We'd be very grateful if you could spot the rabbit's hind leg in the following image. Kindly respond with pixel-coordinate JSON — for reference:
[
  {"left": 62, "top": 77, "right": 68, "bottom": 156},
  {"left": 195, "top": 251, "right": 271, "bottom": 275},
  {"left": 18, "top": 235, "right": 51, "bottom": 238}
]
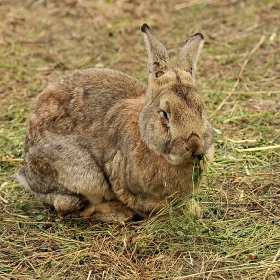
[
  {"left": 21, "top": 135, "right": 139, "bottom": 222},
  {"left": 17, "top": 166, "right": 91, "bottom": 217},
  {"left": 35, "top": 191, "right": 90, "bottom": 217}
]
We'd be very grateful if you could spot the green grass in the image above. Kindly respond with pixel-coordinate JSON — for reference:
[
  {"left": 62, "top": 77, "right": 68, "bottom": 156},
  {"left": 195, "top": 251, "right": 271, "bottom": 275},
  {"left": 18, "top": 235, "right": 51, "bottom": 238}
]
[{"left": 1, "top": 0, "right": 279, "bottom": 279}]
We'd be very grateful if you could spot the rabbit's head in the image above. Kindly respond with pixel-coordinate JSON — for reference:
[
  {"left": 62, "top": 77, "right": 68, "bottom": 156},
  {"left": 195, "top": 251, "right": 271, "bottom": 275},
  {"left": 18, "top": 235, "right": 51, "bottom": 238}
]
[{"left": 139, "top": 24, "right": 213, "bottom": 165}]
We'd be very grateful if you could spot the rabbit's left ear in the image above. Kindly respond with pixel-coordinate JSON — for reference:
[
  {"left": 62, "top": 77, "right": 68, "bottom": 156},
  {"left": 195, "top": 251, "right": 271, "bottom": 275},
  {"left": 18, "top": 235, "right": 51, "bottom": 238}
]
[
  {"left": 175, "top": 33, "right": 204, "bottom": 83},
  {"left": 141, "top": 23, "right": 171, "bottom": 80}
]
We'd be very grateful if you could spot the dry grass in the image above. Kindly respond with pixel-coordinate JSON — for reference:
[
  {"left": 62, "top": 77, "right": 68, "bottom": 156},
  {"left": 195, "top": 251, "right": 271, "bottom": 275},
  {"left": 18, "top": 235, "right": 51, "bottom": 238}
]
[{"left": 1, "top": 0, "right": 279, "bottom": 279}]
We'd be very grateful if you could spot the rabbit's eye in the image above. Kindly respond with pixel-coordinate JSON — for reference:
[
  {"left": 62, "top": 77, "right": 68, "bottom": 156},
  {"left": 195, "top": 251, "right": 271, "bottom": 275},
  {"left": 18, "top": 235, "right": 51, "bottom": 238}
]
[{"left": 159, "top": 110, "right": 169, "bottom": 121}]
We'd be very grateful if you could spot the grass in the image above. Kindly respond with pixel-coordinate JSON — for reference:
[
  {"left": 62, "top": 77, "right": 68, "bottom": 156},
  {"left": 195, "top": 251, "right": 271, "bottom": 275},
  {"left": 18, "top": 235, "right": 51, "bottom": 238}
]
[{"left": 1, "top": 0, "right": 280, "bottom": 279}]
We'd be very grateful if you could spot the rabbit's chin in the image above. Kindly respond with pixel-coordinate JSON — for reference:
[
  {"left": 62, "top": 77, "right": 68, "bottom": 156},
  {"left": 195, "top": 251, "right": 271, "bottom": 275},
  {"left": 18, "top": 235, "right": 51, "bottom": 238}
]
[{"left": 163, "top": 153, "right": 195, "bottom": 166}]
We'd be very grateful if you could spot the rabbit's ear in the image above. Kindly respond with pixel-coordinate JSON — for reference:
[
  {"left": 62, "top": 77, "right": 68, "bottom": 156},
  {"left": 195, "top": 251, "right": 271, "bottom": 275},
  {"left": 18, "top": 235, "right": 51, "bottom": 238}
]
[
  {"left": 141, "top": 23, "right": 171, "bottom": 79},
  {"left": 175, "top": 33, "right": 204, "bottom": 83}
]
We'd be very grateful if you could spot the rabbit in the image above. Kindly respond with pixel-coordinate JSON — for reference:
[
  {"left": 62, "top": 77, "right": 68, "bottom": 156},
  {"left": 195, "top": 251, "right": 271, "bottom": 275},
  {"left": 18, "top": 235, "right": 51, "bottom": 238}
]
[{"left": 16, "top": 23, "right": 214, "bottom": 222}]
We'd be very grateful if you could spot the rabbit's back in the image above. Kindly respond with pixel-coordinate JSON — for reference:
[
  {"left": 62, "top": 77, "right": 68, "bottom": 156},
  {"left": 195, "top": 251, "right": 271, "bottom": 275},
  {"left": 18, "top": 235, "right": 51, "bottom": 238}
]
[{"left": 25, "top": 68, "right": 147, "bottom": 153}]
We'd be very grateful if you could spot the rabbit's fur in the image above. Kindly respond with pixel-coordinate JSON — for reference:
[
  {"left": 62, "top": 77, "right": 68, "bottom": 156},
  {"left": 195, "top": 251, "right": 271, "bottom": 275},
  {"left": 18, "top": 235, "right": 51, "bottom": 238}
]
[{"left": 17, "top": 24, "right": 214, "bottom": 222}]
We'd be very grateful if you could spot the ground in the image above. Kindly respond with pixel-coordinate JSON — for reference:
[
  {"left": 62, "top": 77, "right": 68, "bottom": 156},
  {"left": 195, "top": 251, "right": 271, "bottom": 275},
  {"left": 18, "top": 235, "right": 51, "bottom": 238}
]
[{"left": 0, "top": 0, "right": 279, "bottom": 279}]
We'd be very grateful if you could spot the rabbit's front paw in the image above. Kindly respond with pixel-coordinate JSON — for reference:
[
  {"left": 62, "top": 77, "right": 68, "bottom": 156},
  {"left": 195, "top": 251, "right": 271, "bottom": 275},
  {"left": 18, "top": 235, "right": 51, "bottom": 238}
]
[{"left": 65, "top": 201, "right": 135, "bottom": 222}]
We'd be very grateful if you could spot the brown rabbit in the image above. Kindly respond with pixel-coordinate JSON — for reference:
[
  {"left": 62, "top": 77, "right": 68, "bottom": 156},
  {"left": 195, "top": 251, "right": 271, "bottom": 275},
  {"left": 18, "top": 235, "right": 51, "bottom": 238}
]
[{"left": 17, "top": 23, "right": 214, "bottom": 222}]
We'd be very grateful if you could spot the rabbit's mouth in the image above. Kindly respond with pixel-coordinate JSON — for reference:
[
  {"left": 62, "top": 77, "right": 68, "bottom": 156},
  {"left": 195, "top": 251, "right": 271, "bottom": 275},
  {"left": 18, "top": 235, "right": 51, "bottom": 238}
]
[{"left": 165, "top": 137, "right": 205, "bottom": 165}]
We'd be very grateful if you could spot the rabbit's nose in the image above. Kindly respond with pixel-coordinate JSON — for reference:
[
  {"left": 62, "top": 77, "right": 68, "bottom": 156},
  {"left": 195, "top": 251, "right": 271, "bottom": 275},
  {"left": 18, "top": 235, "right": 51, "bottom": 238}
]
[{"left": 186, "top": 133, "right": 203, "bottom": 154}]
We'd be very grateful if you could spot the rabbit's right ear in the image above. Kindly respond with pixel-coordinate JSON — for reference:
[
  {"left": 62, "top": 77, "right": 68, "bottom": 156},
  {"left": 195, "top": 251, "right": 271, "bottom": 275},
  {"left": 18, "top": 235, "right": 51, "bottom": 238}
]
[
  {"left": 141, "top": 23, "right": 171, "bottom": 81},
  {"left": 175, "top": 33, "right": 204, "bottom": 84}
]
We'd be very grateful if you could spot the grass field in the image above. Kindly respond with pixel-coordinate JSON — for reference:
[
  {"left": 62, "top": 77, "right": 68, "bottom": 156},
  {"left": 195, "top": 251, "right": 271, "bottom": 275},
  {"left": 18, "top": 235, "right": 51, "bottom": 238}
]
[{"left": 0, "top": 0, "right": 279, "bottom": 279}]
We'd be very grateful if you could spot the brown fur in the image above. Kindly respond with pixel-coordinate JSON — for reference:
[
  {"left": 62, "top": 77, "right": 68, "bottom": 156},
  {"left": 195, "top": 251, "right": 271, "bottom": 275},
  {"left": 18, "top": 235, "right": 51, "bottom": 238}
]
[{"left": 17, "top": 24, "right": 214, "bottom": 222}]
